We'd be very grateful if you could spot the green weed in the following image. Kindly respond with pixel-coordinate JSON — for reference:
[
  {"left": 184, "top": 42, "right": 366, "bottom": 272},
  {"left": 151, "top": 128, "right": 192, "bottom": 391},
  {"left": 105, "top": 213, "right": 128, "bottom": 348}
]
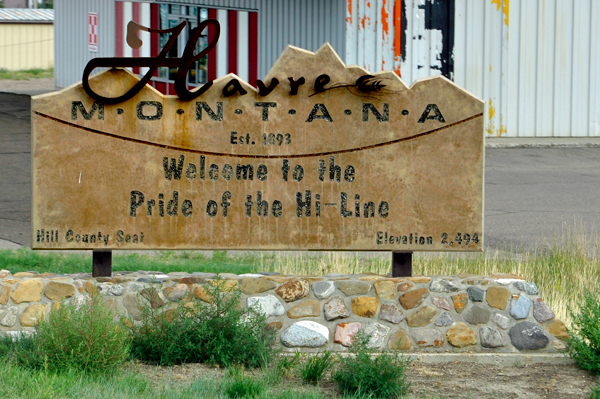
[
  {"left": 334, "top": 330, "right": 411, "bottom": 398},
  {"left": 300, "top": 351, "right": 335, "bottom": 384},
  {"left": 567, "top": 291, "right": 600, "bottom": 375}
]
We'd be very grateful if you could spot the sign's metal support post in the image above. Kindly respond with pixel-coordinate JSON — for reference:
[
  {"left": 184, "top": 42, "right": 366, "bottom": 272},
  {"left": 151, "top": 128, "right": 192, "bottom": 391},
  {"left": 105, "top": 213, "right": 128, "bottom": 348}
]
[
  {"left": 92, "top": 250, "right": 112, "bottom": 277},
  {"left": 392, "top": 252, "right": 412, "bottom": 277}
]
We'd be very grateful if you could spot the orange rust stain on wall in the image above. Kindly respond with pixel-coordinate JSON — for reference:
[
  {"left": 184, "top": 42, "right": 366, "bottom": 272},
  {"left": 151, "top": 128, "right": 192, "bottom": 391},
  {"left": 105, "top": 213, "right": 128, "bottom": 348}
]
[
  {"left": 381, "top": 0, "right": 389, "bottom": 40},
  {"left": 346, "top": 0, "right": 353, "bottom": 24},
  {"left": 393, "top": 0, "right": 402, "bottom": 76},
  {"left": 491, "top": 0, "right": 509, "bottom": 26},
  {"left": 361, "top": 15, "right": 369, "bottom": 29}
]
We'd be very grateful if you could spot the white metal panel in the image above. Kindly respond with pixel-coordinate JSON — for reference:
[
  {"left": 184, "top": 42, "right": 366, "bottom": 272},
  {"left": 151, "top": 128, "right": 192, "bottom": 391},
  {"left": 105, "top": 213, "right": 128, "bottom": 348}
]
[{"left": 237, "top": 11, "right": 249, "bottom": 82}]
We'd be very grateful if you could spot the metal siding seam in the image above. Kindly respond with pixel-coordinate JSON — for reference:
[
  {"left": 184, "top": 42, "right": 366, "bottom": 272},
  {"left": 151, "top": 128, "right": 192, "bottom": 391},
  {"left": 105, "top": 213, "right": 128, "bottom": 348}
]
[
  {"left": 591, "top": 1, "right": 600, "bottom": 136},
  {"left": 506, "top": 0, "right": 520, "bottom": 137},
  {"left": 570, "top": 0, "right": 591, "bottom": 137}
]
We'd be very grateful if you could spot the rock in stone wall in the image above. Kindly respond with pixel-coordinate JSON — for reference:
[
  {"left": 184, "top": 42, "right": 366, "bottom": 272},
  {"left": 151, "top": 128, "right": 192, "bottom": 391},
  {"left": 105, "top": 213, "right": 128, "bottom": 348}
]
[{"left": 0, "top": 269, "right": 567, "bottom": 353}]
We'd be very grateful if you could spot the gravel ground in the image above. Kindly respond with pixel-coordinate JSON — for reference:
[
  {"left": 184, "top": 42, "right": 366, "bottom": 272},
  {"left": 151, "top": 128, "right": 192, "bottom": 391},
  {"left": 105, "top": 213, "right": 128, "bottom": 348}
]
[{"left": 130, "top": 361, "right": 597, "bottom": 398}]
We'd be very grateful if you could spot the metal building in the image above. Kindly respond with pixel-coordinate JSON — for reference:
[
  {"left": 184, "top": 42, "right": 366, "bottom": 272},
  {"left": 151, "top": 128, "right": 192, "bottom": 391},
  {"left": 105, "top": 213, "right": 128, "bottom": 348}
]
[{"left": 54, "top": 0, "right": 599, "bottom": 138}]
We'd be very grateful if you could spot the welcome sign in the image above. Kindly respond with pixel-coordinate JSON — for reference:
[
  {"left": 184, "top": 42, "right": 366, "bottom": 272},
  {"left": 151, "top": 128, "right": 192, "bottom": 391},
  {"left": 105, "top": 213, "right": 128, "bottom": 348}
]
[{"left": 32, "top": 25, "right": 483, "bottom": 251}]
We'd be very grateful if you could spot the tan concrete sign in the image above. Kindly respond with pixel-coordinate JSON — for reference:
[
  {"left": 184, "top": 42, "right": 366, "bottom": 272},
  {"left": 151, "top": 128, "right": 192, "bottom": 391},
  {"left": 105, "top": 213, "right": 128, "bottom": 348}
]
[{"left": 32, "top": 44, "right": 484, "bottom": 251}]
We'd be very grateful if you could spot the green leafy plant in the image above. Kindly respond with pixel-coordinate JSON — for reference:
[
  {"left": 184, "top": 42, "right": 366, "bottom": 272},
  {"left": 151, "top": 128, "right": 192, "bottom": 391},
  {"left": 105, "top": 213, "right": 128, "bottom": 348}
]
[
  {"left": 5, "top": 292, "right": 130, "bottom": 373},
  {"left": 129, "top": 280, "right": 277, "bottom": 367},
  {"left": 333, "top": 330, "right": 411, "bottom": 398},
  {"left": 300, "top": 351, "right": 335, "bottom": 384},
  {"left": 591, "top": 378, "right": 600, "bottom": 399},
  {"left": 223, "top": 367, "right": 266, "bottom": 398},
  {"left": 567, "top": 291, "right": 600, "bottom": 375}
]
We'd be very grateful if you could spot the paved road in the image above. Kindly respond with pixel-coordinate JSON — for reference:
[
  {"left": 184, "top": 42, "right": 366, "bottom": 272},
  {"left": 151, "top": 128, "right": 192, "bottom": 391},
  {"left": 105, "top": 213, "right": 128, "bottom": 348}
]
[{"left": 1, "top": 92, "right": 599, "bottom": 253}]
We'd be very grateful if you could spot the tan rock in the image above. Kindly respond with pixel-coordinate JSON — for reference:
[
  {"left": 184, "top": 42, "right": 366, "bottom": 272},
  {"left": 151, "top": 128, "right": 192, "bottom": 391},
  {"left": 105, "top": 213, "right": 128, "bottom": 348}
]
[
  {"left": 547, "top": 320, "right": 569, "bottom": 340},
  {"left": 287, "top": 299, "right": 320, "bottom": 319},
  {"left": 373, "top": 280, "right": 396, "bottom": 300},
  {"left": 192, "top": 285, "right": 213, "bottom": 303},
  {"left": 51, "top": 302, "right": 60, "bottom": 312},
  {"left": 334, "top": 322, "right": 362, "bottom": 347},
  {"left": 552, "top": 339, "right": 566, "bottom": 351},
  {"left": 406, "top": 306, "right": 437, "bottom": 327},
  {"left": 11, "top": 280, "right": 44, "bottom": 303},
  {"left": 20, "top": 304, "right": 47, "bottom": 327},
  {"left": 162, "top": 284, "right": 190, "bottom": 301},
  {"left": 446, "top": 322, "right": 477, "bottom": 347},
  {"left": 14, "top": 272, "right": 36, "bottom": 277},
  {"left": 276, "top": 279, "right": 309, "bottom": 302},
  {"left": 351, "top": 297, "right": 379, "bottom": 318},
  {"left": 397, "top": 282, "right": 414, "bottom": 292},
  {"left": 0, "top": 283, "right": 10, "bottom": 305},
  {"left": 358, "top": 276, "right": 384, "bottom": 281},
  {"left": 44, "top": 281, "right": 75, "bottom": 301},
  {"left": 399, "top": 288, "right": 429, "bottom": 310},
  {"left": 264, "top": 276, "right": 294, "bottom": 284},
  {"left": 388, "top": 329, "right": 412, "bottom": 350},
  {"left": 406, "top": 277, "right": 431, "bottom": 283},
  {"left": 336, "top": 281, "right": 371, "bottom": 296},
  {"left": 85, "top": 281, "right": 99, "bottom": 296},
  {"left": 303, "top": 277, "right": 324, "bottom": 283},
  {"left": 486, "top": 286, "right": 510, "bottom": 310},
  {"left": 122, "top": 295, "right": 142, "bottom": 321},
  {"left": 452, "top": 293, "right": 468, "bottom": 313},
  {"left": 240, "top": 277, "right": 277, "bottom": 294},
  {"left": 0, "top": 270, "right": 11, "bottom": 278},
  {"left": 209, "top": 279, "right": 239, "bottom": 292},
  {"left": 3, "top": 279, "right": 20, "bottom": 285}
]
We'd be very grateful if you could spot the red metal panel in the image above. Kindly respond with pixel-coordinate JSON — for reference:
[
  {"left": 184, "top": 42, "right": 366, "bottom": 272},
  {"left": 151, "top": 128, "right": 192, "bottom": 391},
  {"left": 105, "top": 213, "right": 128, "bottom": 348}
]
[
  {"left": 208, "top": 8, "right": 218, "bottom": 81},
  {"left": 248, "top": 11, "right": 258, "bottom": 85},
  {"left": 115, "top": 2, "right": 123, "bottom": 57},
  {"left": 228, "top": 10, "right": 238, "bottom": 75}
]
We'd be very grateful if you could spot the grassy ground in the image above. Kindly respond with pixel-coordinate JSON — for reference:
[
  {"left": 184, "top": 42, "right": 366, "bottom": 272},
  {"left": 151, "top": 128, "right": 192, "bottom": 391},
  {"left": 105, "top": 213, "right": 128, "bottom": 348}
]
[{"left": 0, "top": 68, "right": 53, "bottom": 80}]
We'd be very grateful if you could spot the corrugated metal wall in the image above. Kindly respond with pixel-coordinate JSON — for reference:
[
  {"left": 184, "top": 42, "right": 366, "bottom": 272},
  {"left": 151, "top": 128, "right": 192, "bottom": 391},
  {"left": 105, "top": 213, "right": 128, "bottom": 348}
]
[
  {"left": 257, "top": 0, "right": 346, "bottom": 79},
  {"left": 454, "top": 0, "right": 600, "bottom": 137},
  {"left": 345, "top": 0, "right": 600, "bottom": 137},
  {"left": 55, "top": 0, "right": 116, "bottom": 88},
  {"left": 0, "top": 24, "right": 54, "bottom": 70},
  {"left": 55, "top": 0, "right": 346, "bottom": 87}
]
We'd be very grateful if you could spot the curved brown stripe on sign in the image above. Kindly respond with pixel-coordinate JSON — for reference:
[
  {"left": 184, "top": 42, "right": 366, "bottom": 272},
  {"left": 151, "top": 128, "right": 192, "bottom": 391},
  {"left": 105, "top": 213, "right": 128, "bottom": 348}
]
[{"left": 33, "top": 111, "right": 483, "bottom": 159}]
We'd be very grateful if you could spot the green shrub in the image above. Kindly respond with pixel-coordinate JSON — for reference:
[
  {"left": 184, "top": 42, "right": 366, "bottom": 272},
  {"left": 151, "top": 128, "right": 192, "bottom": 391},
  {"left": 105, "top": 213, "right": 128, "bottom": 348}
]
[
  {"left": 333, "top": 330, "right": 411, "bottom": 398},
  {"left": 129, "top": 280, "right": 277, "bottom": 367},
  {"left": 223, "top": 367, "right": 266, "bottom": 399},
  {"left": 300, "top": 351, "right": 335, "bottom": 384},
  {"left": 568, "top": 291, "right": 600, "bottom": 375},
  {"left": 5, "top": 293, "right": 130, "bottom": 374},
  {"left": 591, "top": 378, "right": 600, "bottom": 399}
]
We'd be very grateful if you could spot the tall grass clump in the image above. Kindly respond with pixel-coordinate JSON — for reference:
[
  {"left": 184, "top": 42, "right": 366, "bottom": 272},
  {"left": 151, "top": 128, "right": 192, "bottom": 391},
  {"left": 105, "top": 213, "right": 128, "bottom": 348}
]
[
  {"left": 223, "top": 367, "right": 266, "bottom": 399},
  {"left": 129, "top": 280, "right": 277, "bottom": 367},
  {"left": 567, "top": 291, "right": 600, "bottom": 375},
  {"left": 333, "top": 330, "right": 411, "bottom": 398},
  {"left": 2, "top": 293, "right": 130, "bottom": 373},
  {"left": 300, "top": 351, "right": 335, "bottom": 384}
]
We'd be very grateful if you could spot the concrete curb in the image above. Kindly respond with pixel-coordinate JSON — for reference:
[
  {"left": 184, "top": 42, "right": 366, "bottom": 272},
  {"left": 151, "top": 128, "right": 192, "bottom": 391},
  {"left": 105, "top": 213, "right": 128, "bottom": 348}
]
[{"left": 404, "top": 352, "right": 573, "bottom": 365}]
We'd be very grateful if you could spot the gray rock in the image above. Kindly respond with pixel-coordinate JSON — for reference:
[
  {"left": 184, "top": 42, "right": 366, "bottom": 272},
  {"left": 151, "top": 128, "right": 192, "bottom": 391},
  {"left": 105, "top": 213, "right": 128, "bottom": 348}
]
[
  {"left": 0, "top": 306, "right": 18, "bottom": 327},
  {"left": 122, "top": 295, "right": 143, "bottom": 321},
  {"left": 432, "top": 296, "right": 452, "bottom": 310},
  {"left": 280, "top": 321, "right": 329, "bottom": 348},
  {"left": 411, "top": 328, "right": 445, "bottom": 347},
  {"left": 191, "top": 272, "right": 218, "bottom": 278},
  {"left": 335, "top": 281, "right": 371, "bottom": 296},
  {"left": 509, "top": 321, "right": 550, "bottom": 350},
  {"left": 136, "top": 277, "right": 168, "bottom": 283},
  {"left": 362, "top": 322, "right": 391, "bottom": 349},
  {"left": 513, "top": 281, "right": 539, "bottom": 295},
  {"left": 429, "top": 279, "right": 459, "bottom": 293},
  {"left": 257, "top": 272, "right": 281, "bottom": 276},
  {"left": 467, "top": 286, "right": 484, "bottom": 302},
  {"left": 312, "top": 281, "right": 336, "bottom": 299},
  {"left": 434, "top": 311, "right": 453, "bottom": 327},
  {"left": 510, "top": 295, "right": 531, "bottom": 319},
  {"left": 533, "top": 300, "right": 555, "bottom": 323},
  {"left": 127, "top": 282, "right": 146, "bottom": 293},
  {"left": 98, "top": 283, "right": 125, "bottom": 296},
  {"left": 379, "top": 303, "right": 404, "bottom": 324},
  {"left": 247, "top": 295, "right": 285, "bottom": 317},
  {"left": 493, "top": 313, "right": 510, "bottom": 329},
  {"left": 480, "top": 326, "right": 507, "bottom": 348},
  {"left": 323, "top": 296, "right": 350, "bottom": 321},
  {"left": 463, "top": 304, "right": 491, "bottom": 325}
]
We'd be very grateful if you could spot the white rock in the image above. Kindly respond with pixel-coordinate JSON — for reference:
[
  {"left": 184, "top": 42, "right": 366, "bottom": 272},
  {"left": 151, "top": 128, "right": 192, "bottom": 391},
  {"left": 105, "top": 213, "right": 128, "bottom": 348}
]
[
  {"left": 362, "top": 322, "right": 391, "bottom": 349},
  {"left": 280, "top": 321, "right": 329, "bottom": 348},
  {"left": 247, "top": 295, "right": 285, "bottom": 317},
  {"left": 493, "top": 313, "right": 510, "bottom": 329}
]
